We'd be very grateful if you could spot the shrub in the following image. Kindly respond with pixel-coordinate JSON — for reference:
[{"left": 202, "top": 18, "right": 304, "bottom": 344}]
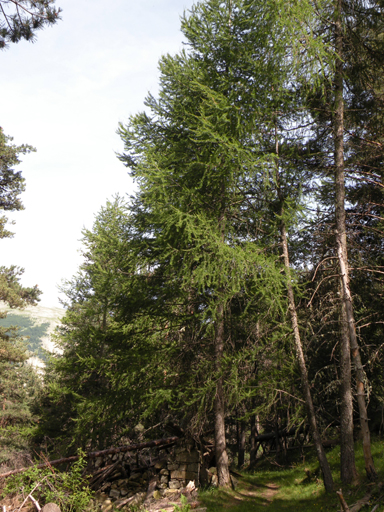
[{"left": 1, "top": 450, "right": 95, "bottom": 511}]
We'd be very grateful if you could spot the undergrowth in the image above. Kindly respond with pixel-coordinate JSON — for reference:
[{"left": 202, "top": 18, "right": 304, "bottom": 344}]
[
  {"left": 1, "top": 450, "right": 95, "bottom": 512},
  {"left": 199, "top": 437, "right": 384, "bottom": 512}
]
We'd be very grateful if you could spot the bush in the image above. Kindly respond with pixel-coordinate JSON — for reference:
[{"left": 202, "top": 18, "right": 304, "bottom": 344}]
[{"left": 1, "top": 450, "right": 95, "bottom": 511}]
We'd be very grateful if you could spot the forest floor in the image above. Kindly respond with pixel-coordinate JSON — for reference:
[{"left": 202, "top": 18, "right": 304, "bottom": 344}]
[{"left": 199, "top": 438, "right": 384, "bottom": 512}]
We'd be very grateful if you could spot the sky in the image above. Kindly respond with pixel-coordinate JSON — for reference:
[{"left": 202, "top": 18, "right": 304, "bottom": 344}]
[{"left": 1, "top": 0, "right": 196, "bottom": 308}]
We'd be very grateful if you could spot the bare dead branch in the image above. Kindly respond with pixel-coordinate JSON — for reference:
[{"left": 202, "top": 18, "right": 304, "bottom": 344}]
[{"left": 307, "top": 274, "right": 340, "bottom": 308}]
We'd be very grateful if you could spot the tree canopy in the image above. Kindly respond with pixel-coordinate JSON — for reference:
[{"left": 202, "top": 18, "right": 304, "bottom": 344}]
[
  {"left": 0, "top": 0, "right": 61, "bottom": 49},
  {"left": 30, "top": 0, "right": 384, "bottom": 494}
]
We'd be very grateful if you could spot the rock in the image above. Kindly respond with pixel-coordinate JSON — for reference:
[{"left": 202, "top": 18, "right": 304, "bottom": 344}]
[
  {"left": 146, "top": 475, "right": 158, "bottom": 499},
  {"left": 175, "top": 450, "right": 199, "bottom": 463},
  {"left": 100, "top": 499, "right": 113, "bottom": 512},
  {"left": 128, "top": 480, "right": 142, "bottom": 488},
  {"left": 170, "top": 470, "right": 197, "bottom": 481},
  {"left": 169, "top": 480, "right": 181, "bottom": 489},
  {"left": 163, "top": 488, "right": 180, "bottom": 496},
  {"left": 159, "top": 468, "right": 169, "bottom": 475},
  {"left": 153, "top": 490, "right": 162, "bottom": 500},
  {"left": 208, "top": 467, "right": 217, "bottom": 475},
  {"left": 186, "top": 481, "right": 196, "bottom": 491},
  {"left": 129, "top": 472, "right": 142, "bottom": 481},
  {"left": 120, "top": 492, "right": 146, "bottom": 508},
  {"left": 109, "top": 488, "right": 121, "bottom": 499},
  {"left": 167, "top": 464, "right": 178, "bottom": 471},
  {"left": 95, "top": 457, "right": 103, "bottom": 468},
  {"left": 160, "top": 475, "right": 169, "bottom": 484},
  {"left": 41, "top": 505, "right": 61, "bottom": 512}
]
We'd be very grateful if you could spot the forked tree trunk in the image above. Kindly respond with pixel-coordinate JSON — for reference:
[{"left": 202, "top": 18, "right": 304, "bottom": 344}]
[
  {"left": 333, "top": 0, "right": 376, "bottom": 481},
  {"left": 214, "top": 302, "right": 231, "bottom": 488}
]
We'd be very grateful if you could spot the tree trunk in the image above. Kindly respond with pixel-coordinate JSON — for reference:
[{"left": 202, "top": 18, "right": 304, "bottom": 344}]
[
  {"left": 249, "top": 413, "right": 258, "bottom": 467},
  {"left": 337, "top": 242, "right": 377, "bottom": 480},
  {"left": 333, "top": 0, "right": 376, "bottom": 481},
  {"left": 280, "top": 223, "right": 334, "bottom": 492},
  {"left": 274, "top": 125, "right": 333, "bottom": 492},
  {"left": 339, "top": 284, "right": 358, "bottom": 485},
  {"left": 237, "top": 417, "right": 246, "bottom": 469},
  {"left": 214, "top": 302, "right": 231, "bottom": 488}
]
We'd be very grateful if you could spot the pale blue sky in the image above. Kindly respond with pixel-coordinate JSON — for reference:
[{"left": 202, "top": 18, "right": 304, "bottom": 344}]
[{"left": 1, "top": 0, "right": 196, "bottom": 308}]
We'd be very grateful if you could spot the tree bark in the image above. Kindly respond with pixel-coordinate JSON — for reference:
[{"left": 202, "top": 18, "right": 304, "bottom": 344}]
[
  {"left": 337, "top": 241, "right": 377, "bottom": 480},
  {"left": 333, "top": 0, "right": 376, "bottom": 481},
  {"left": 274, "top": 125, "right": 333, "bottom": 492},
  {"left": 214, "top": 302, "right": 231, "bottom": 488},
  {"left": 280, "top": 223, "right": 334, "bottom": 492},
  {"left": 339, "top": 286, "right": 358, "bottom": 484},
  {"left": 237, "top": 417, "right": 246, "bottom": 469},
  {"left": 249, "top": 412, "right": 258, "bottom": 467}
]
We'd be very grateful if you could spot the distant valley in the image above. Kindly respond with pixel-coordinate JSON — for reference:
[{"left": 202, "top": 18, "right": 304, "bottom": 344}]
[{"left": 0, "top": 304, "right": 64, "bottom": 367}]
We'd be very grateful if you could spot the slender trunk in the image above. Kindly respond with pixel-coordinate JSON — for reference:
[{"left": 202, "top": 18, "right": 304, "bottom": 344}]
[
  {"left": 339, "top": 281, "right": 358, "bottom": 484},
  {"left": 333, "top": 0, "right": 376, "bottom": 481},
  {"left": 237, "top": 417, "right": 246, "bottom": 469},
  {"left": 280, "top": 223, "right": 334, "bottom": 492},
  {"left": 274, "top": 125, "right": 333, "bottom": 492},
  {"left": 250, "top": 413, "right": 258, "bottom": 467},
  {"left": 337, "top": 242, "right": 377, "bottom": 480},
  {"left": 214, "top": 302, "right": 231, "bottom": 488}
]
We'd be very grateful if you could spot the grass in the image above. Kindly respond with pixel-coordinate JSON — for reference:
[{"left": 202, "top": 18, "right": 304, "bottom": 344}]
[{"left": 199, "top": 437, "right": 384, "bottom": 512}]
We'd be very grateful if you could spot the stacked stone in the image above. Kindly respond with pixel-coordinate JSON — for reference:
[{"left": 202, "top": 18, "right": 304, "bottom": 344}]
[{"left": 157, "top": 443, "right": 199, "bottom": 490}]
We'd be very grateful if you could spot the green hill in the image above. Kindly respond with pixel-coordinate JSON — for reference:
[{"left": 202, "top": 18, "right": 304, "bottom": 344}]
[{"left": 0, "top": 304, "right": 64, "bottom": 364}]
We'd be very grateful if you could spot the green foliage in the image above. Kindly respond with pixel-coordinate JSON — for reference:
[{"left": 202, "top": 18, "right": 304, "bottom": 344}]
[
  {"left": 0, "top": 126, "right": 42, "bottom": 463},
  {"left": 33, "top": 0, "right": 384, "bottom": 491},
  {"left": 0, "top": 0, "right": 61, "bottom": 49},
  {"left": 173, "top": 494, "right": 191, "bottom": 512},
  {"left": 2, "top": 450, "right": 94, "bottom": 512},
  {"left": 0, "top": 359, "right": 42, "bottom": 463},
  {"left": 200, "top": 439, "right": 384, "bottom": 511}
]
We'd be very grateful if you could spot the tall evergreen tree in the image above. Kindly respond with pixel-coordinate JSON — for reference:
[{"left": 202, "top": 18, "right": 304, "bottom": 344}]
[
  {"left": 0, "top": 128, "right": 41, "bottom": 460},
  {"left": 118, "top": 0, "right": 297, "bottom": 486}
]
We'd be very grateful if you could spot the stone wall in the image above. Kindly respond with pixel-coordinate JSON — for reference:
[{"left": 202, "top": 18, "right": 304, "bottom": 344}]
[
  {"left": 154, "top": 440, "right": 200, "bottom": 490},
  {"left": 87, "top": 438, "right": 202, "bottom": 508}
]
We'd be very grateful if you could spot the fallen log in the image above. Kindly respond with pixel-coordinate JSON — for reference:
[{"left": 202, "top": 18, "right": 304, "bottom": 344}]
[
  {"left": 337, "top": 489, "right": 350, "bottom": 512},
  {"left": 0, "top": 436, "right": 179, "bottom": 479},
  {"left": 254, "top": 425, "right": 305, "bottom": 443}
]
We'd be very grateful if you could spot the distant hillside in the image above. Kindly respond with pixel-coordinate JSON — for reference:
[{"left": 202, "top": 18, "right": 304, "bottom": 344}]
[{"left": 0, "top": 304, "right": 64, "bottom": 367}]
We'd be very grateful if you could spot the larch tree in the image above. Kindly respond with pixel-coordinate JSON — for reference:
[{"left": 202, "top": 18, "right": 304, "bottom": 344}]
[{"left": 118, "top": 0, "right": 293, "bottom": 487}]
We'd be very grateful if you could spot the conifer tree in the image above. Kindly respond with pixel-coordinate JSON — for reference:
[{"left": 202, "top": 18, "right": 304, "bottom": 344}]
[
  {"left": 118, "top": 0, "right": 297, "bottom": 486},
  {"left": 0, "top": 128, "right": 41, "bottom": 460},
  {"left": 303, "top": 0, "right": 384, "bottom": 482},
  {"left": 0, "top": 0, "right": 61, "bottom": 49}
]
